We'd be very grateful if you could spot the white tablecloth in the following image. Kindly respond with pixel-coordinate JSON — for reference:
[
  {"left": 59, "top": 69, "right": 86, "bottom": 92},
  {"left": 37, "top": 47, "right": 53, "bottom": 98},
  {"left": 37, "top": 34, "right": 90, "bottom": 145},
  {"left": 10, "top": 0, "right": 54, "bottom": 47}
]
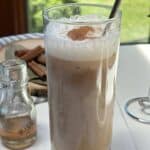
[{"left": 0, "top": 44, "right": 150, "bottom": 150}]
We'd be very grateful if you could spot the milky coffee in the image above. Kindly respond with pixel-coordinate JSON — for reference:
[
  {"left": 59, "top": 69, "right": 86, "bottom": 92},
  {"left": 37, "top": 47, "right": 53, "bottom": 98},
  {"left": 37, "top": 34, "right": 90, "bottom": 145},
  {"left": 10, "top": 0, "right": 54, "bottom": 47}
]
[{"left": 45, "top": 16, "right": 119, "bottom": 150}]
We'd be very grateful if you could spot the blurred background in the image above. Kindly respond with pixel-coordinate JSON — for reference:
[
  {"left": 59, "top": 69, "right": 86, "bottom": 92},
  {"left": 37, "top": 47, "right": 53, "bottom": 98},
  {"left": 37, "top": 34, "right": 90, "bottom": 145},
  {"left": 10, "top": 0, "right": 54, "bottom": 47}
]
[{"left": 0, "top": 0, "right": 149, "bottom": 44}]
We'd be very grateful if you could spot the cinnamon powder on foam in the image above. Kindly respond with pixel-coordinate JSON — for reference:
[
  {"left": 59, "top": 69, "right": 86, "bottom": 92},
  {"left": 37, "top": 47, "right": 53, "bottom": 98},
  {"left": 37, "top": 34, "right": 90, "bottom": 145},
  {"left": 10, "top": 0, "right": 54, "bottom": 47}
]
[{"left": 67, "top": 26, "right": 95, "bottom": 41}]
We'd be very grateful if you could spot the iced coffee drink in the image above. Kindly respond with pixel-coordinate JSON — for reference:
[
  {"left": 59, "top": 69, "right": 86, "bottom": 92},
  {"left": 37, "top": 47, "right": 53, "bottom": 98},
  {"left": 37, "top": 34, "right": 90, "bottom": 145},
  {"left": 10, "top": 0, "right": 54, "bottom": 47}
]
[{"left": 44, "top": 4, "right": 120, "bottom": 150}]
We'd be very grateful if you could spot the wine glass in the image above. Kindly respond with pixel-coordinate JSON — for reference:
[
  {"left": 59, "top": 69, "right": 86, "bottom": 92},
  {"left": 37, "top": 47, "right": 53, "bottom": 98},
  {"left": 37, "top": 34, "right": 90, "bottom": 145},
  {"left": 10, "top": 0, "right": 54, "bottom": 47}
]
[{"left": 125, "top": 88, "right": 150, "bottom": 124}]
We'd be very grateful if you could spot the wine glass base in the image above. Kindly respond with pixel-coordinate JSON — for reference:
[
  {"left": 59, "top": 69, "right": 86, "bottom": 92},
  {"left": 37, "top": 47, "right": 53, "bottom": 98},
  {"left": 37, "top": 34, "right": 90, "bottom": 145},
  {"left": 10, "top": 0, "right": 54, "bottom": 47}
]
[{"left": 125, "top": 97, "right": 150, "bottom": 124}]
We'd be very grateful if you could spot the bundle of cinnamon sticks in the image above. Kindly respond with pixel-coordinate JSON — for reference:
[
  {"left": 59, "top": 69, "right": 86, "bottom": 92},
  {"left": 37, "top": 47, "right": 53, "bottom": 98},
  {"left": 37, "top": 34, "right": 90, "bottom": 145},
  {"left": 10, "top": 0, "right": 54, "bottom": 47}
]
[{"left": 15, "top": 46, "right": 47, "bottom": 79}]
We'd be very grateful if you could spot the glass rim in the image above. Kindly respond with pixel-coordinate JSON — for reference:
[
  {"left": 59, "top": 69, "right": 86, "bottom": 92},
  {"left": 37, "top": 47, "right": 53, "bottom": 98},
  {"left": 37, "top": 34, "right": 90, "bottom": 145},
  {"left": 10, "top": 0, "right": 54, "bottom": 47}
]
[
  {"left": 43, "top": 3, "right": 121, "bottom": 25},
  {"left": 0, "top": 59, "right": 28, "bottom": 87},
  {"left": 1, "top": 59, "right": 26, "bottom": 67}
]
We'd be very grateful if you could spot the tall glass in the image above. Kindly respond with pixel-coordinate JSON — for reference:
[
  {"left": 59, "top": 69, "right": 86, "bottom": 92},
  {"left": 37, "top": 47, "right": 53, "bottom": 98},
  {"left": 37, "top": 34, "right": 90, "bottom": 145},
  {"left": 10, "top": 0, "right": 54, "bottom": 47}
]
[{"left": 43, "top": 3, "right": 121, "bottom": 150}]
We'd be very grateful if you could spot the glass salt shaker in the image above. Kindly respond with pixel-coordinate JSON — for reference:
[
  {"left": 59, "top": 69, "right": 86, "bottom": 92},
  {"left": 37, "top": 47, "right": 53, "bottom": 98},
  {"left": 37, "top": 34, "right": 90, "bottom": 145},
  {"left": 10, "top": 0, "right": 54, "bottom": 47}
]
[{"left": 0, "top": 59, "right": 37, "bottom": 150}]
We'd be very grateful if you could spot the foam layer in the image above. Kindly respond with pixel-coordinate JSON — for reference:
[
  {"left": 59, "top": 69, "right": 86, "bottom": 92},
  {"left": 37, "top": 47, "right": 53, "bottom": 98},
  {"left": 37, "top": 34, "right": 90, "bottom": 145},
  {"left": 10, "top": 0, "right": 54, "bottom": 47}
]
[{"left": 45, "top": 15, "right": 119, "bottom": 61}]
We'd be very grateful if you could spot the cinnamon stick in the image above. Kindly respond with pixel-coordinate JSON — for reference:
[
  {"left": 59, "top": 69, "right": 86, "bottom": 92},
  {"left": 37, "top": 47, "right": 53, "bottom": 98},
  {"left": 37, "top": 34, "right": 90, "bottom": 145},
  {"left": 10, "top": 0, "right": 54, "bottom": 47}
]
[
  {"left": 28, "top": 82, "right": 47, "bottom": 97},
  {"left": 21, "top": 46, "right": 44, "bottom": 61},
  {"left": 37, "top": 54, "right": 46, "bottom": 65},
  {"left": 28, "top": 61, "right": 46, "bottom": 77},
  {"left": 15, "top": 50, "right": 28, "bottom": 57}
]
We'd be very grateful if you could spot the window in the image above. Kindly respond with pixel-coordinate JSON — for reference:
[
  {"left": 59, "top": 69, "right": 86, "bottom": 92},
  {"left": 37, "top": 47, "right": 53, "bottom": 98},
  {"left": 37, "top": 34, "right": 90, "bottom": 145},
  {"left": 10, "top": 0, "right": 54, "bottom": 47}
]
[
  {"left": 27, "top": 0, "right": 150, "bottom": 44},
  {"left": 0, "top": 0, "right": 27, "bottom": 37}
]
